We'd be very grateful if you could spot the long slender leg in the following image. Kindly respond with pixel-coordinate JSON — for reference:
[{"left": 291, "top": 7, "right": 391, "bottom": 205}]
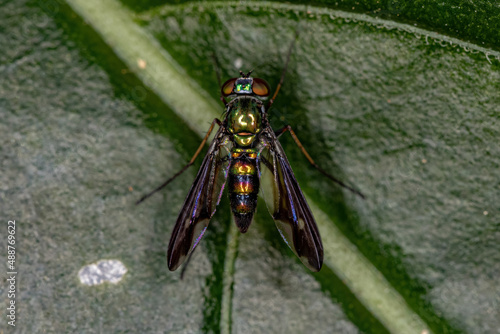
[
  {"left": 180, "top": 251, "right": 194, "bottom": 280},
  {"left": 267, "top": 30, "right": 299, "bottom": 110},
  {"left": 275, "top": 125, "right": 366, "bottom": 199},
  {"left": 136, "top": 118, "right": 222, "bottom": 205},
  {"left": 211, "top": 51, "right": 228, "bottom": 106}
]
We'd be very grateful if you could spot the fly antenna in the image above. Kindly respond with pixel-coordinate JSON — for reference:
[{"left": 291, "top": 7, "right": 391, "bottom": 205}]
[
  {"left": 239, "top": 70, "right": 253, "bottom": 78},
  {"left": 267, "top": 29, "right": 299, "bottom": 109}
]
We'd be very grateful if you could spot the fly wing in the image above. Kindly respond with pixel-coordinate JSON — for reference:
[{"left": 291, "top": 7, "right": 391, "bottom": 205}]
[
  {"left": 259, "top": 133, "right": 323, "bottom": 271},
  {"left": 167, "top": 129, "right": 230, "bottom": 271}
]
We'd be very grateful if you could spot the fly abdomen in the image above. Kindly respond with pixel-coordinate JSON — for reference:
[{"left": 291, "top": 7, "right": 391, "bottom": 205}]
[{"left": 229, "top": 157, "right": 259, "bottom": 233}]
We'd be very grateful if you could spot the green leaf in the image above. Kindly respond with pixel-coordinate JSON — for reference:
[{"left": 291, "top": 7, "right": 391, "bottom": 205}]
[{"left": 2, "top": 0, "right": 498, "bottom": 333}]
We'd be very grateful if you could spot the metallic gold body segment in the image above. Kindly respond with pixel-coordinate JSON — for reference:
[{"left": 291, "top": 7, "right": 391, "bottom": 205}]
[
  {"left": 235, "top": 202, "right": 252, "bottom": 213},
  {"left": 232, "top": 161, "right": 256, "bottom": 175},
  {"left": 234, "top": 181, "right": 253, "bottom": 194},
  {"left": 234, "top": 134, "right": 255, "bottom": 146}
]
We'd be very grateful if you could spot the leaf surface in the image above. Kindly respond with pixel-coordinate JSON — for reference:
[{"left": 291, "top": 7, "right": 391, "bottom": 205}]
[{"left": 1, "top": 0, "right": 498, "bottom": 333}]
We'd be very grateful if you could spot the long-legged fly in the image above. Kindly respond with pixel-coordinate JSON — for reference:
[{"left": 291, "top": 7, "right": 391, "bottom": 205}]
[{"left": 137, "top": 34, "right": 364, "bottom": 272}]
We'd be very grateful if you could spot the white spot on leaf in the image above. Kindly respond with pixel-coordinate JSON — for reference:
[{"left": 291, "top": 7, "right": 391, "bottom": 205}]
[
  {"left": 78, "top": 259, "right": 127, "bottom": 286},
  {"left": 234, "top": 57, "right": 243, "bottom": 69}
]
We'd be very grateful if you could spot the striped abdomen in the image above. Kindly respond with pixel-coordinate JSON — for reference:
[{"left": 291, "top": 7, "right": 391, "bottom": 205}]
[{"left": 228, "top": 152, "right": 259, "bottom": 233}]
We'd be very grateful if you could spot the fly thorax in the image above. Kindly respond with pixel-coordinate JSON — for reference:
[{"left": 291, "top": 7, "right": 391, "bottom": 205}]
[{"left": 227, "top": 98, "right": 262, "bottom": 147}]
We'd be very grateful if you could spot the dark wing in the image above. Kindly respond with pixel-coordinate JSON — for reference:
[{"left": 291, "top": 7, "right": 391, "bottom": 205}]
[
  {"left": 259, "top": 131, "right": 323, "bottom": 271},
  {"left": 167, "top": 128, "right": 231, "bottom": 271}
]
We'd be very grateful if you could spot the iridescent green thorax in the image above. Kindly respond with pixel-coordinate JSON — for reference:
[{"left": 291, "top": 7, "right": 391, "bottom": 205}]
[{"left": 227, "top": 98, "right": 262, "bottom": 147}]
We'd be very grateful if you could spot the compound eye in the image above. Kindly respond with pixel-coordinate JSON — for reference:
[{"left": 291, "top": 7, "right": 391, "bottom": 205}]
[
  {"left": 252, "top": 78, "right": 270, "bottom": 97},
  {"left": 221, "top": 78, "right": 237, "bottom": 96}
]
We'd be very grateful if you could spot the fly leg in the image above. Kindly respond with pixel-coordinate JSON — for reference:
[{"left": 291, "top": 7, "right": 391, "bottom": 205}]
[
  {"left": 136, "top": 118, "right": 223, "bottom": 204},
  {"left": 275, "top": 125, "right": 365, "bottom": 199},
  {"left": 211, "top": 51, "right": 228, "bottom": 106},
  {"left": 267, "top": 30, "right": 299, "bottom": 110},
  {"left": 179, "top": 251, "right": 195, "bottom": 280}
]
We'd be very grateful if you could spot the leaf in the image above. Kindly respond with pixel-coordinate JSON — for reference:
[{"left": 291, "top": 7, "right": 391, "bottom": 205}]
[{"left": 2, "top": 0, "right": 499, "bottom": 333}]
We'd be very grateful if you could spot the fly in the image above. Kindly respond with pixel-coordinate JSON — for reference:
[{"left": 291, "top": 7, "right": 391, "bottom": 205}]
[{"left": 137, "top": 34, "right": 364, "bottom": 272}]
